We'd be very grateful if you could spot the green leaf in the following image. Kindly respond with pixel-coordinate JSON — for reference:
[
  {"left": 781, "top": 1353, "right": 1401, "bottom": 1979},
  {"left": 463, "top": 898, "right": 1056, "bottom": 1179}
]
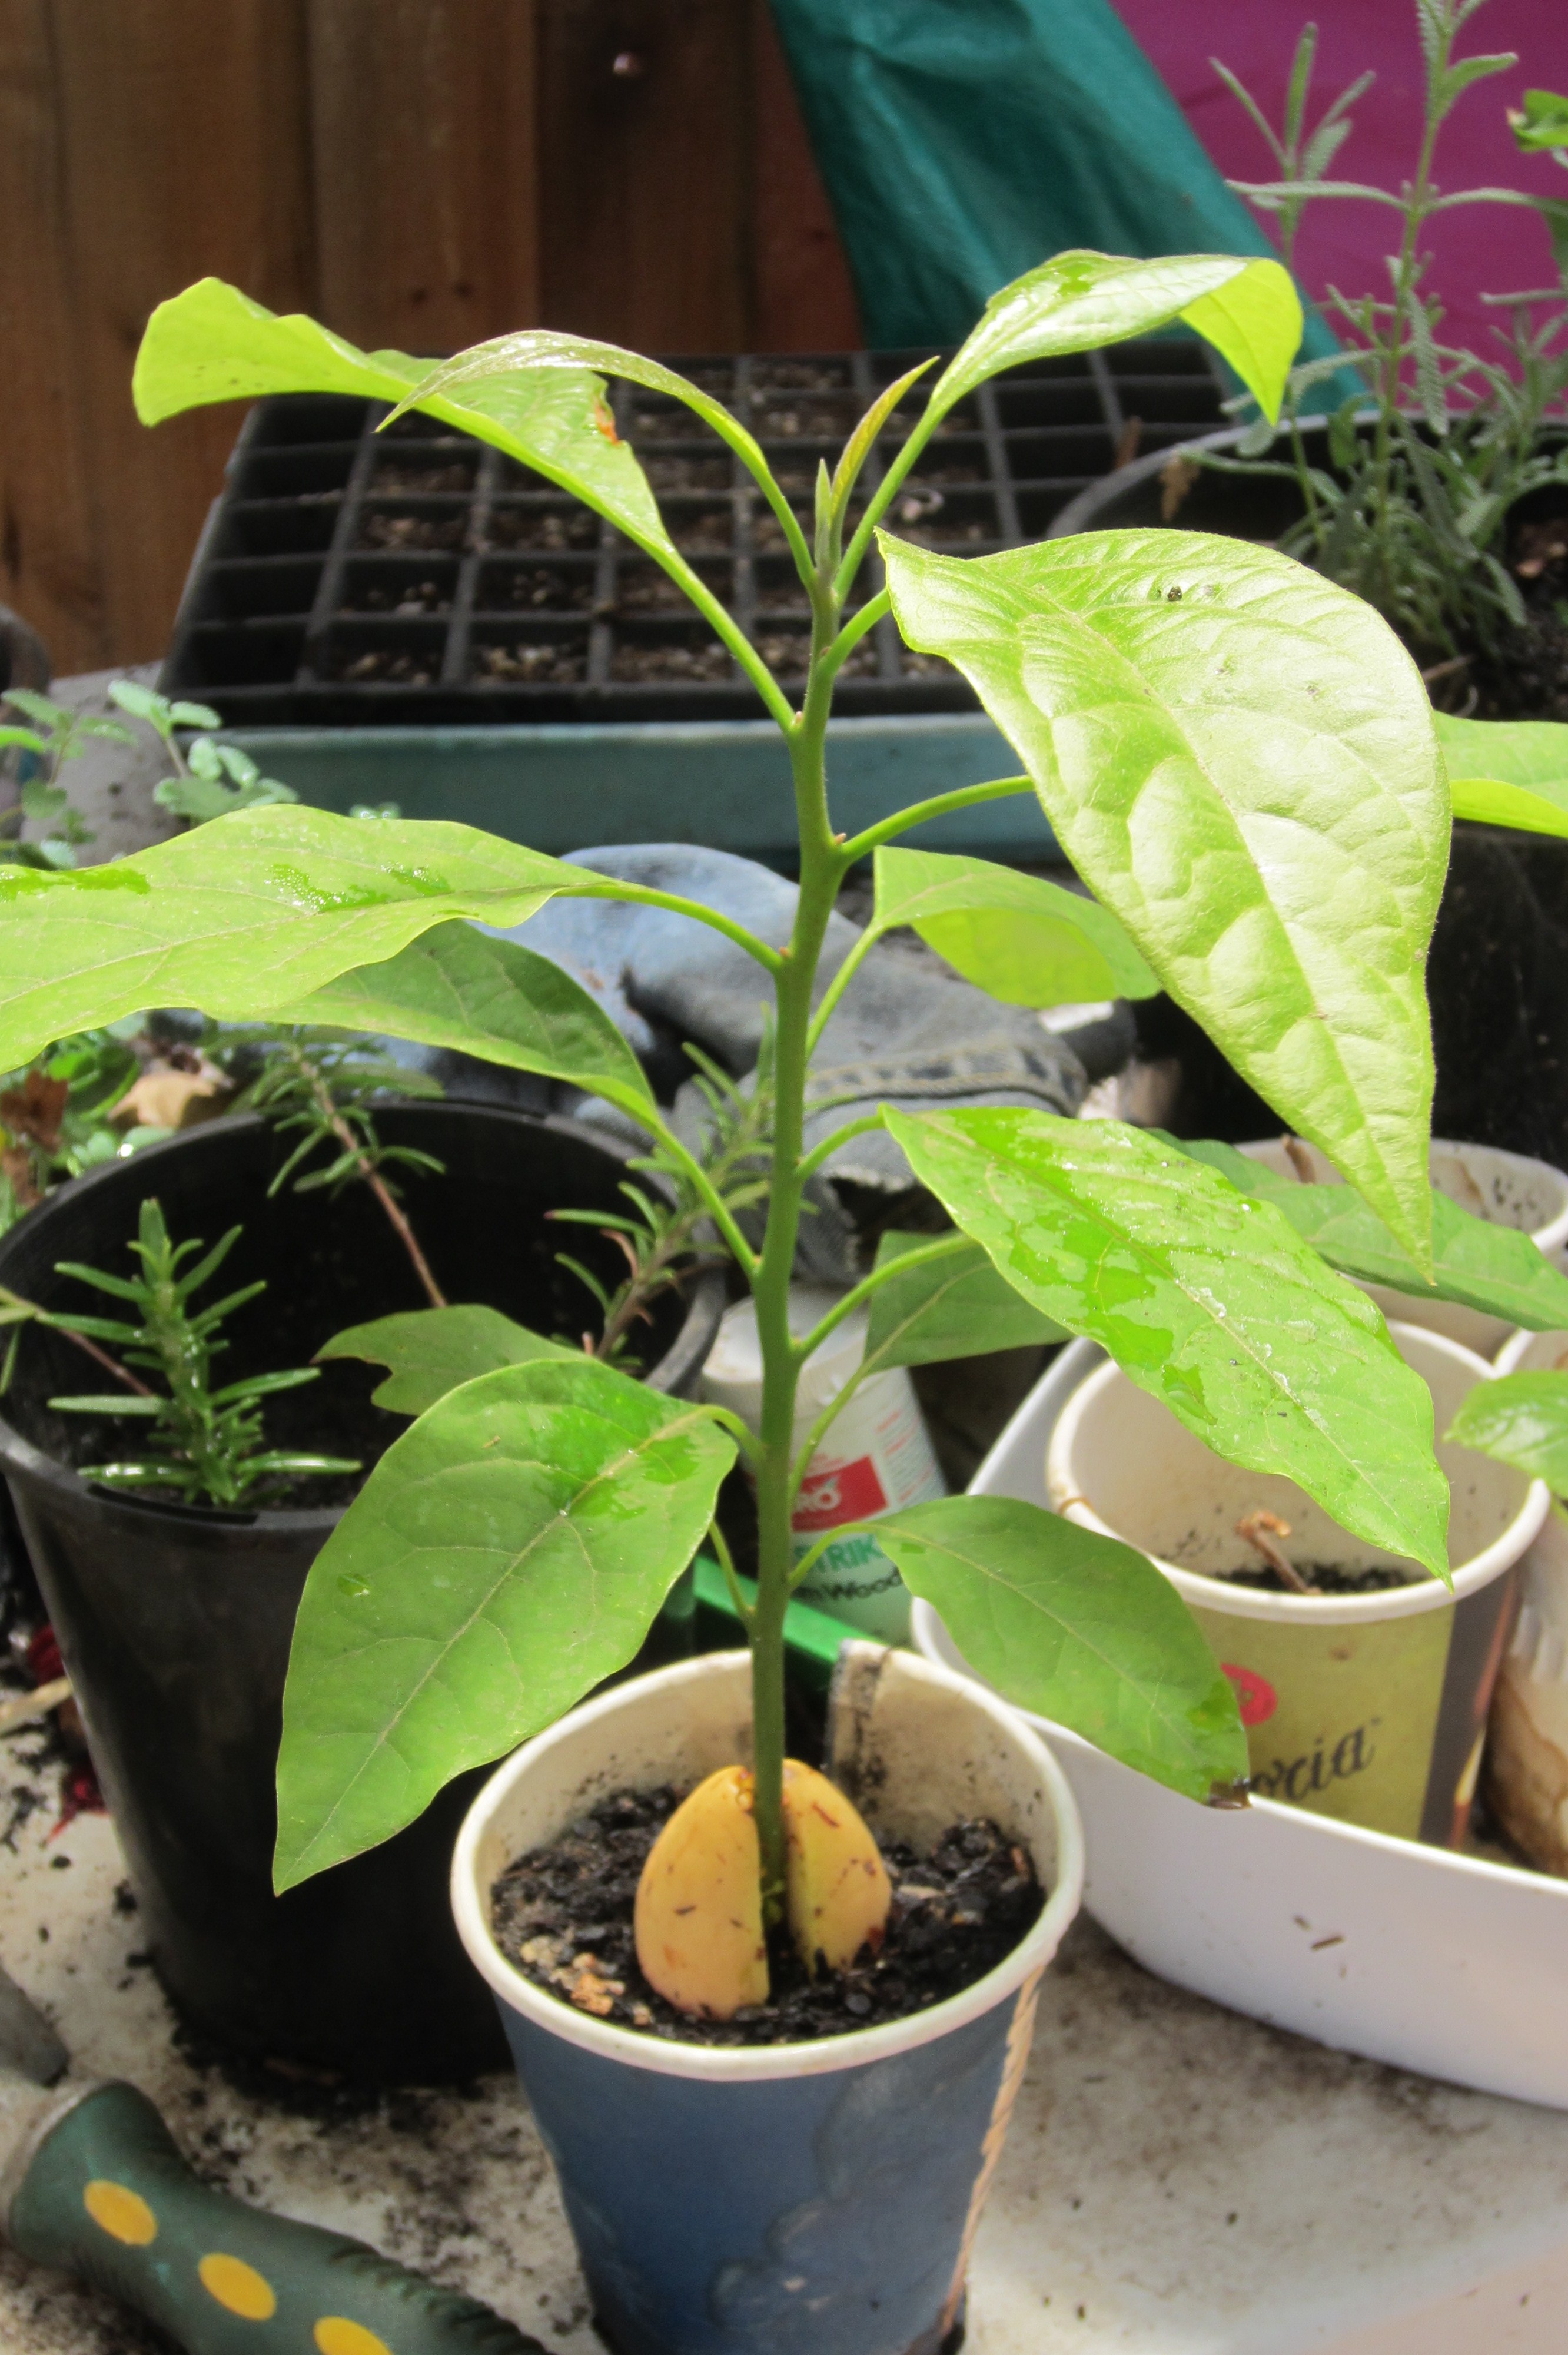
[
  {"left": 881, "top": 529, "right": 1448, "bottom": 1270},
  {"left": 317, "top": 1302, "right": 574, "bottom": 1415},
  {"left": 134, "top": 277, "right": 674, "bottom": 562},
  {"left": 274, "top": 1355, "right": 735, "bottom": 1888},
  {"left": 1437, "top": 711, "right": 1568, "bottom": 842},
  {"left": 886, "top": 1107, "right": 1450, "bottom": 1580},
  {"left": 274, "top": 920, "right": 658, "bottom": 1121},
  {"left": 0, "top": 805, "right": 607, "bottom": 1070},
  {"left": 868, "top": 1494, "right": 1248, "bottom": 1801},
  {"left": 395, "top": 330, "right": 772, "bottom": 535},
  {"left": 862, "top": 1232, "right": 1067, "bottom": 1372},
  {"left": 1511, "top": 88, "right": 1568, "bottom": 157},
  {"left": 928, "top": 251, "right": 1302, "bottom": 427},
  {"left": 869, "top": 845, "right": 1157, "bottom": 1005},
  {"left": 1177, "top": 1137, "right": 1568, "bottom": 1333},
  {"left": 1447, "top": 1372, "right": 1568, "bottom": 1494}
]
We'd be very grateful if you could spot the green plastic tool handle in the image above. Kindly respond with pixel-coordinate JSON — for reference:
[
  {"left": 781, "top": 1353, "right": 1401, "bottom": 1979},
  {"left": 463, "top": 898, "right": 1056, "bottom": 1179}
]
[{"left": 9, "top": 2079, "right": 544, "bottom": 2355}]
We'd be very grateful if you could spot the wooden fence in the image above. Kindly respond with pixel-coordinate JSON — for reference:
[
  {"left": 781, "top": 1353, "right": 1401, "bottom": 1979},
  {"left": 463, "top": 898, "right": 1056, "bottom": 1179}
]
[{"left": 0, "top": 0, "right": 859, "bottom": 676}]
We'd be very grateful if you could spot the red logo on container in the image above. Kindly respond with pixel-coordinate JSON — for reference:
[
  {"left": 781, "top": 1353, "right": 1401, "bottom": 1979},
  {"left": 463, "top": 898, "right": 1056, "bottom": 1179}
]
[
  {"left": 793, "top": 1456, "right": 888, "bottom": 1531},
  {"left": 1222, "top": 1663, "right": 1278, "bottom": 1728}
]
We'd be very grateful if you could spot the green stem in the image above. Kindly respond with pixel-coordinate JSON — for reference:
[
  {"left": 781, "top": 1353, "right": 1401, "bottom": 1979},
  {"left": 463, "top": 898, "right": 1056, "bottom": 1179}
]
[
  {"left": 634, "top": 1107, "right": 759, "bottom": 1276},
  {"left": 1368, "top": 24, "right": 1448, "bottom": 595},
  {"left": 746, "top": 562, "right": 845, "bottom": 1925},
  {"left": 654, "top": 549, "right": 799, "bottom": 732},
  {"left": 837, "top": 776, "right": 1032, "bottom": 864},
  {"left": 786, "top": 1235, "right": 974, "bottom": 1505},
  {"left": 803, "top": 933, "right": 881, "bottom": 1060},
  {"left": 708, "top": 1518, "right": 755, "bottom": 1634},
  {"left": 819, "top": 589, "right": 891, "bottom": 684},
  {"left": 792, "top": 1109, "right": 887, "bottom": 1189},
  {"left": 834, "top": 400, "right": 948, "bottom": 602},
  {"left": 568, "top": 883, "right": 783, "bottom": 973}
]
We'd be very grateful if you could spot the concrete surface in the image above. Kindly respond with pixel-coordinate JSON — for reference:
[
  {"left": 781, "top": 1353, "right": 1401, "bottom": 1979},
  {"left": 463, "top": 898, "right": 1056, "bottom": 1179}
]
[{"left": 3, "top": 1712, "right": 1568, "bottom": 2355}]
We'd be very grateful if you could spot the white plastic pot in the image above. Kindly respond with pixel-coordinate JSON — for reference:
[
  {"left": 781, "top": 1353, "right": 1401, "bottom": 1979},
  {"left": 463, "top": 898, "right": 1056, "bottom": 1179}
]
[
  {"left": 1240, "top": 1135, "right": 1568, "bottom": 1359},
  {"left": 913, "top": 1341, "right": 1568, "bottom": 2107},
  {"left": 451, "top": 1646, "right": 1083, "bottom": 2355},
  {"left": 1046, "top": 1324, "right": 1547, "bottom": 1844}
]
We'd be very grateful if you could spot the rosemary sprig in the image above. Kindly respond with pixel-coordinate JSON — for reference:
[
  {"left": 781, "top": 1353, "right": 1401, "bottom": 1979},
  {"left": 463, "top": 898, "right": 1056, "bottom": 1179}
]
[
  {"left": 553, "top": 1043, "right": 772, "bottom": 1368},
  {"left": 212, "top": 1025, "right": 449, "bottom": 1308},
  {"left": 48, "top": 1198, "right": 357, "bottom": 1508}
]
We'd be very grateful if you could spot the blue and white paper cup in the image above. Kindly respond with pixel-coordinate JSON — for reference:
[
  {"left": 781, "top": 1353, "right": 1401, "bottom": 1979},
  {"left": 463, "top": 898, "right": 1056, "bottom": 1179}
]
[{"left": 452, "top": 1647, "right": 1083, "bottom": 2355}]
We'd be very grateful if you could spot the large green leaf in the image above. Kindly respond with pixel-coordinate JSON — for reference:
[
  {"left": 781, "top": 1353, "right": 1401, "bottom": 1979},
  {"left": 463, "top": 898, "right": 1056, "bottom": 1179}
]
[
  {"left": 1180, "top": 1137, "right": 1568, "bottom": 1333},
  {"left": 317, "top": 1304, "right": 573, "bottom": 1417},
  {"left": 886, "top": 1107, "right": 1449, "bottom": 1578},
  {"left": 869, "top": 847, "right": 1157, "bottom": 1006},
  {"left": 134, "top": 278, "right": 674, "bottom": 559},
  {"left": 1437, "top": 712, "right": 1568, "bottom": 843},
  {"left": 861, "top": 1231, "right": 1067, "bottom": 1374},
  {"left": 881, "top": 530, "right": 1448, "bottom": 1270},
  {"left": 278, "top": 921, "right": 657, "bottom": 1120},
  {"left": 0, "top": 806, "right": 620, "bottom": 1072},
  {"left": 275, "top": 1356, "right": 734, "bottom": 1889},
  {"left": 1446, "top": 1371, "right": 1568, "bottom": 1494},
  {"left": 928, "top": 251, "right": 1301, "bottom": 426},
  {"left": 869, "top": 1495, "right": 1248, "bottom": 1801}
]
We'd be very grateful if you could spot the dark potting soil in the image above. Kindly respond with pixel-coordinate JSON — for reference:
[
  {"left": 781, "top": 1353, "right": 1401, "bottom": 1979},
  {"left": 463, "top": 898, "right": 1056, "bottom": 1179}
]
[
  {"left": 491, "top": 1786, "right": 1043, "bottom": 2048},
  {"left": 1461, "top": 495, "right": 1568, "bottom": 724},
  {"left": 1204, "top": 1563, "right": 1415, "bottom": 1596}
]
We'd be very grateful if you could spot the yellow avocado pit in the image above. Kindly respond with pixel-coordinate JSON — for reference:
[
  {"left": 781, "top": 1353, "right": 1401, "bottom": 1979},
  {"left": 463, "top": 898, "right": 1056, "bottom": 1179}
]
[
  {"left": 782, "top": 1759, "right": 892, "bottom": 1976},
  {"left": 633, "top": 1766, "right": 768, "bottom": 2019},
  {"left": 633, "top": 1760, "right": 893, "bottom": 2018}
]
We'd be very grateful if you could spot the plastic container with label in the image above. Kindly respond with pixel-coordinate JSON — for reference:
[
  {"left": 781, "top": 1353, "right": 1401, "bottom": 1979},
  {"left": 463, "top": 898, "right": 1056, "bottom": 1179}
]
[{"left": 699, "top": 1286, "right": 945, "bottom": 1641}]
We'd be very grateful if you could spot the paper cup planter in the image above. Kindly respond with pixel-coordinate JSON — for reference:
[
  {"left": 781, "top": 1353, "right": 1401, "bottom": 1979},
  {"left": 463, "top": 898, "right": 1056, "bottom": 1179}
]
[
  {"left": 451, "top": 1647, "right": 1083, "bottom": 2355},
  {"left": 1045, "top": 1326, "right": 1549, "bottom": 1846}
]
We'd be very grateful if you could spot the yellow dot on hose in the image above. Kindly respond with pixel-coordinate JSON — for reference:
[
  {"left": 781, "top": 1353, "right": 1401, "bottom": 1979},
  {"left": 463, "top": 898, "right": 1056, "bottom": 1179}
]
[
  {"left": 314, "top": 2321, "right": 393, "bottom": 2355},
  {"left": 83, "top": 2180, "right": 157, "bottom": 2245},
  {"left": 198, "top": 2251, "right": 277, "bottom": 2320}
]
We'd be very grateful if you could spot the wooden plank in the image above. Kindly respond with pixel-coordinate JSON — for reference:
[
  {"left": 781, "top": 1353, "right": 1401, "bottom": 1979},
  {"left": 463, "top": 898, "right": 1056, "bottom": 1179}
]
[
  {"left": 0, "top": 0, "right": 107, "bottom": 675},
  {"left": 307, "top": 0, "right": 540, "bottom": 358},
  {"left": 749, "top": 0, "right": 860, "bottom": 353},
  {"left": 47, "top": 0, "right": 316, "bottom": 668},
  {"left": 538, "top": 0, "right": 749, "bottom": 352}
]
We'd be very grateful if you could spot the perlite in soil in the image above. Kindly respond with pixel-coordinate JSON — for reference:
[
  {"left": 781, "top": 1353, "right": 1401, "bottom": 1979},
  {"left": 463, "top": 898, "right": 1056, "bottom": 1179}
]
[{"left": 700, "top": 1286, "right": 946, "bottom": 1641}]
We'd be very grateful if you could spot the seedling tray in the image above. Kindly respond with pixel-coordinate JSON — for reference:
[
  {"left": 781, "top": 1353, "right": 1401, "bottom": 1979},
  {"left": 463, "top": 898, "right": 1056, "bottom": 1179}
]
[{"left": 160, "top": 341, "right": 1229, "bottom": 729}]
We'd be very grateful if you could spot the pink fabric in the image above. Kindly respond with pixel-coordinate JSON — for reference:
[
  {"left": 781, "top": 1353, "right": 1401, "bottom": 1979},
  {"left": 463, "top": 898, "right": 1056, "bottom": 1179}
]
[{"left": 1114, "top": 1, "right": 1566, "bottom": 369}]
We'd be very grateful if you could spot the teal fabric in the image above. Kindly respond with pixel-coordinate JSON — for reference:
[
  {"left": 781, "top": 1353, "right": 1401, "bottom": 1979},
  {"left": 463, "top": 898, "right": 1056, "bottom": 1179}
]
[{"left": 768, "top": 0, "right": 1351, "bottom": 404}]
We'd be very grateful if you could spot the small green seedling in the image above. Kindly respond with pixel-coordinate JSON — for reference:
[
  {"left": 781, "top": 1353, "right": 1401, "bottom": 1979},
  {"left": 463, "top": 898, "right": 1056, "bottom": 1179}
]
[
  {"left": 105, "top": 680, "right": 297, "bottom": 824},
  {"left": 49, "top": 1197, "right": 357, "bottom": 1508},
  {"left": 0, "top": 687, "right": 132, "bottom": 868}
]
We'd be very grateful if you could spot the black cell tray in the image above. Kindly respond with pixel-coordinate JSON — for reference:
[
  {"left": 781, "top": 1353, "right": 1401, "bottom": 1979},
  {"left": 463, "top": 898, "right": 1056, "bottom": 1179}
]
[{"left": 160, "top": 343, "right": 1228, "bottom": 728}]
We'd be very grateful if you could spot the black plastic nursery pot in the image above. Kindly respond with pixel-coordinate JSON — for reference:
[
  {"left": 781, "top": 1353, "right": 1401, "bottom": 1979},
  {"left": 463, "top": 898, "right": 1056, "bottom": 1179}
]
[{"left": 0, "top": 1104, "right": 723, "bottom": 2084}]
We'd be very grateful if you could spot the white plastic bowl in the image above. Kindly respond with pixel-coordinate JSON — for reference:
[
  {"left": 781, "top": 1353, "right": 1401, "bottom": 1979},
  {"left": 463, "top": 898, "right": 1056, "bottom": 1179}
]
[{"left": 913, "top": 1339, "right": 1568, "bottom": 2107}]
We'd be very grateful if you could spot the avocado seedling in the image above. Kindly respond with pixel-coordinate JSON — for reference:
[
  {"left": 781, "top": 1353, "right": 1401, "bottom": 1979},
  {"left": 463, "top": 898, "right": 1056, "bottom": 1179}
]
[{"left": 6, "top": 245, "right": 1568, "bottom": 2036}]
